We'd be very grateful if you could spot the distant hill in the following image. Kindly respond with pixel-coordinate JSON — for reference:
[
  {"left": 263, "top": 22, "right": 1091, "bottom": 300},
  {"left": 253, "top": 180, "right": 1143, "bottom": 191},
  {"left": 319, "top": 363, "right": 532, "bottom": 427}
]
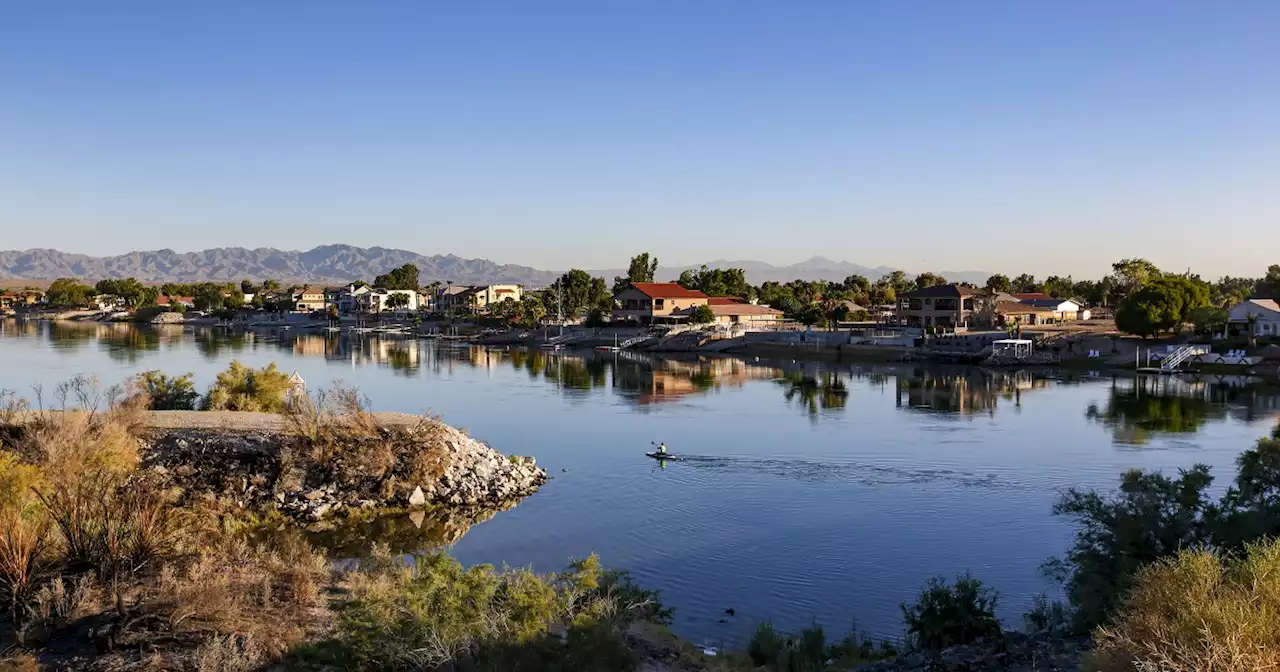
[
  {"left": 593, "top": 256, "right": 991, "bottom": 286},
  {"left": 0, "top": 245, "right": 562, "bottom": 286},
  {"left": 0, "top": 246, "right": 990, "bottom": 287}
]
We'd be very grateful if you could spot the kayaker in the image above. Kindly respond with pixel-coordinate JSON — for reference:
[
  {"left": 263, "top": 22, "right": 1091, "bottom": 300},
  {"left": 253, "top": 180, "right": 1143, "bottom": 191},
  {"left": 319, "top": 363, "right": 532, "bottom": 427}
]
[{"left": 656, "top": 442, "right": 668, "bottom": 455}]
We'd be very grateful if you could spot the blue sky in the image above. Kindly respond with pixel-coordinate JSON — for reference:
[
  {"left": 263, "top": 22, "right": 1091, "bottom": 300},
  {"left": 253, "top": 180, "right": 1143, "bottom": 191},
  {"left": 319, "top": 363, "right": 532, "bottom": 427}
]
[{"left": 2, "top": 1, "right": 1277, "bottom": 278}]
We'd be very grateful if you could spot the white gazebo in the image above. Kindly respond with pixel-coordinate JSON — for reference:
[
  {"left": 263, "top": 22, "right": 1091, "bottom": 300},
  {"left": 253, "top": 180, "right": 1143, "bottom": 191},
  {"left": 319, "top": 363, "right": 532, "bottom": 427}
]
[{"left": 992, "top": 339, "right": 1034, "bottom": 359}]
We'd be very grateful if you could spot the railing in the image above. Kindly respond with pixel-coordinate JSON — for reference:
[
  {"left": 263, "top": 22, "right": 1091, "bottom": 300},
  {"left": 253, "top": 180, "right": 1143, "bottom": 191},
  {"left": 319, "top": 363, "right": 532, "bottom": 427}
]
[
  {"left": 1159, "top": 345, "right": 1200, "bottom": 371},
  {"left": 619, "top": 334, "right": 653, "bottom": 349}
]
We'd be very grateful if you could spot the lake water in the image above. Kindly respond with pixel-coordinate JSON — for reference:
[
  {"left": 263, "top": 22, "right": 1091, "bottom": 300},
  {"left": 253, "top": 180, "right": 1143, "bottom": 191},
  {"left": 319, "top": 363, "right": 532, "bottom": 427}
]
[{"left": 3, "top": 319, "right": 1278, "bottom": 645}]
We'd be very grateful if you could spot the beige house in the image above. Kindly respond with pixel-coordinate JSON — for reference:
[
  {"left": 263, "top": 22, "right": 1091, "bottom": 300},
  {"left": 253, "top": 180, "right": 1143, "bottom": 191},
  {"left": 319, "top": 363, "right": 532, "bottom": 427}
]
[
  {"left": 437, "top": 284, "right": 523, "bottom": 313},
  {"left": 701, "top": 297, "right": 784, "bottom": 327},
  {"left": 613, "top": 283, "right": 709, "bottom": 325},
  {"left": 898, "top": 284, "right": 990, "bottom": 331},
  {"left": 294, "top": 286, "right": 328, "bottom": 312}
]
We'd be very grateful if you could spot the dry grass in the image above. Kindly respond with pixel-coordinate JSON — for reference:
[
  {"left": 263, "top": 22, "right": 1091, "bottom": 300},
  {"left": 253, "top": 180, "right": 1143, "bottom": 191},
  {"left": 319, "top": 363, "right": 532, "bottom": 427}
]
[
  {"left": 1086, "top": 539, "right": 1280, "bottom": 672},
  {"left": 146, "top": 532, "right": 329, "bottom": 658}
]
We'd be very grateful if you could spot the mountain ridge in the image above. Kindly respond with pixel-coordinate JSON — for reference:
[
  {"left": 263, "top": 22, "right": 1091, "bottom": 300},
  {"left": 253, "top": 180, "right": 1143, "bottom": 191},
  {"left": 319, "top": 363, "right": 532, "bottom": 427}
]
[{"left": 0, "top": 246, "right": 990, "bottom": 287}]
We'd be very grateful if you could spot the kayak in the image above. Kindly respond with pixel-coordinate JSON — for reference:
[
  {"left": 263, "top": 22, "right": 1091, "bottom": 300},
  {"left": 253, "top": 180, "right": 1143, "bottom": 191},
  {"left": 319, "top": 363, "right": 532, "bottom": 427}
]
[{"left": 645, "top": 451, "right": 682, "bottom": 461}]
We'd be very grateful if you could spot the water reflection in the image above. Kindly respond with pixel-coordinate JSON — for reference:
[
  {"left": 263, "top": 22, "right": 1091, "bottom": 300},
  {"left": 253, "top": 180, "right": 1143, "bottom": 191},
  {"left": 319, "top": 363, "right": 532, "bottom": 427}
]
[
  {"left": 893, "top": 367, "right": 1050, "bottom": 417},
  {"left": 1088, "top": 375, "right": 1280, "bottom": 445}
]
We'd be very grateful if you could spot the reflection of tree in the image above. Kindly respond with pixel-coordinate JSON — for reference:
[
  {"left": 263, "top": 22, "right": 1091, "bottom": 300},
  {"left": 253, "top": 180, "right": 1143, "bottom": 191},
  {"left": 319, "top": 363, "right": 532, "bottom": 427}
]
[
  {"left": 99, "top": 326, "right": 163, "bottom": 362},
  {"left": 1087, "top": 378, "right": 1227, "bottom": 445},
  {"left": 195, "top": 329, "right": 250, "bottom": 360},
  {"left": 779, "top": 371, "right": 848, "bottom": 417},
  {"left": 46, "top": 322, "right": 96, "bottom": 351}
]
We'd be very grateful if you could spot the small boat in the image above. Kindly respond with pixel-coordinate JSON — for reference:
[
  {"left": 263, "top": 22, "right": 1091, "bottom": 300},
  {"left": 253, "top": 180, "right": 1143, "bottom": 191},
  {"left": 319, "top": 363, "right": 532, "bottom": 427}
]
[{"left": 645, "top": 451, "right": 682, "bottom": 461}]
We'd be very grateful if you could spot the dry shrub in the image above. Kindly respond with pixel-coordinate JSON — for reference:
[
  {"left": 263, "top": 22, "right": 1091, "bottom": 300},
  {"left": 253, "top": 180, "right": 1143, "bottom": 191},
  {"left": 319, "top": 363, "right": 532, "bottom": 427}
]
[
  {"left": 202, "top": 361, "right": 293, "bottom": 412},
  {"left": 15, "top": 378, "right": 142, "bottom": 486},
  {"left": 26, "top": 575, "right": 99, "bottom": 628},
  {"left": 148, "top": 533, "right": 328, "bottom": 657},
  {"left": 192, "top": 633, "right": 264, "bottom": 672},
  {"left": 39, "top": 477, "right": 183, "bottom": 578},
  {"left": 1087, "top": 539, "right": 1280, "bottom": 672},
  {"left": 0, "top": 654, "right": 39, "bottom": 672},
  {"left": 0, "top": 453, "right": 50, "bottom": 614},
  {"left": 287, "top": 384, "right": 399, "bottom": 482}
]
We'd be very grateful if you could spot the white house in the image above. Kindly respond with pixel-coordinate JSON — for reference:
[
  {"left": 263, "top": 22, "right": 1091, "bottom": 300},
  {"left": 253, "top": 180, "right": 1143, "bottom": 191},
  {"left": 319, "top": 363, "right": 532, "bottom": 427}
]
[
  {"left": 359, "top": 288, "right": 421, "bottom": 313},
  {"left": 1019, "top": 298, "right": 1085, "bottom": 321},
  {"left": 1228, "top": 299, "right": 1280, "bottom": 337}
]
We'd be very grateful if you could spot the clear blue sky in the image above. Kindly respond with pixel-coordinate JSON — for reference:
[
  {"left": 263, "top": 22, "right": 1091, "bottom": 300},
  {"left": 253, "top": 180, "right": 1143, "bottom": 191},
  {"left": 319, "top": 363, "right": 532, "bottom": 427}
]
[{"left": 2, "top": 1, "right": 1277, "bottom": 278}]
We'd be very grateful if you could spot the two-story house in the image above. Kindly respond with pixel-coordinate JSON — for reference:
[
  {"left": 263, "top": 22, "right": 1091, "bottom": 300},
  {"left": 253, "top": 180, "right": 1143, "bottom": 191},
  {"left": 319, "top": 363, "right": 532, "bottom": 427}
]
[
  {"left": 612, "top": 283, "right": 709, "bottom": 325},
  {"left": 436, "top": 284, "right": 523, "bottom": 313},
  {"left": 293, "top": 286, "right": 328, "bottom": 312},
  {"left": 897, "top": 284, "right": 989, "bottom": 331}
]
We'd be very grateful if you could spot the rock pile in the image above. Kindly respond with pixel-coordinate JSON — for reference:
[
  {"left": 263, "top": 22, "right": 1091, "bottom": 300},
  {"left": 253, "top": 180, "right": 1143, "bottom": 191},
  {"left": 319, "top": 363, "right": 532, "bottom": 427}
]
[
  {"left": 149, "top": 311, "right": 185, "bottom": 324},
  {"left": 140, "top": 418, "right": 547, "bottom": 523},
  {"left": 852, "top": 633, "right": 1087, "bottom": 672}
]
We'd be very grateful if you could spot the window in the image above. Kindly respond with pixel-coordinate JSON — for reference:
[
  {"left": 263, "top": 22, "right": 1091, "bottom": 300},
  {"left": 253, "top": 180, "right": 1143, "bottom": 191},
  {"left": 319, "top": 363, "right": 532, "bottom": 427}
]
[{"left": 655, "top": 299, "right": 665, "bottom": 309}]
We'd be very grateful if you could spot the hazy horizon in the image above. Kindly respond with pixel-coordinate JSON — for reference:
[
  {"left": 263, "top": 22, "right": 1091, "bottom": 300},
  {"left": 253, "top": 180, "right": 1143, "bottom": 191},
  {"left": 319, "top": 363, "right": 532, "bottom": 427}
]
[{"left": 3, "top": 2, "right": 1277, "bottom": 279}]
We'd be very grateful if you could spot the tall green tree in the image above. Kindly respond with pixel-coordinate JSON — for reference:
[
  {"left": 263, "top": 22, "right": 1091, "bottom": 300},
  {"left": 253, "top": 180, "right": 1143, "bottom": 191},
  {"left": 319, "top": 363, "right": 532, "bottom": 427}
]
[
  {"left": 985, "top": 274, "right": 1011, "bottom": 293},
  {"left": 613, "top": 252, "right": 659, "bottom": 293},
  {"left": 1043, "top": 275, "right": 1076, "bottom": 299},
  {"left": 1111, "top": 258, "right": 1161, "bottom": 298},
  {"left": 1115, "top": 275, "right": 1210, "bottom": 337},
  {"left": 677, "top": 265, "right": 752, "bottom": 298},
  {"left": 551, "top": 269, "right": 596, "bottom": 317},
  {"left": 1011, "top": 274, "right": 1040, "bottom": 293},
  {"left": 45, "top": 278, "right": 95, "bottom": 308},
  {"left": 373, "top": 264, "right": 420, "bottom": 290},
  {"left": 914, "top": 272, "right": 948, "bottom": 290}
]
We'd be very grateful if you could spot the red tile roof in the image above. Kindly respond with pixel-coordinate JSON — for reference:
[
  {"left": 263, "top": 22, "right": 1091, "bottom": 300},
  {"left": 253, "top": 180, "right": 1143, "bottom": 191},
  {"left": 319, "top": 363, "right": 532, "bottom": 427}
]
[
  {"left": 1014, "top": 292, "right": 1053, "bottom": 300},
  {"left": 707, "top": 297, "right": 746, "bottom": 305},
  {"left": 156, "top": 296, "right": 194, "bottom": 306},
  {"left": 628, "top": 283, "right": 708, "bottom": 299}
]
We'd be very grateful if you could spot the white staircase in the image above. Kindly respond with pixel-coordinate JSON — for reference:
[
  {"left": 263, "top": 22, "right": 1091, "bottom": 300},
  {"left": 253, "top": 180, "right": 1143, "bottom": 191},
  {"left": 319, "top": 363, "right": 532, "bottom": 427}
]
[{"left": 1159, "top": 345, "right": 1199, "bottom": 372}]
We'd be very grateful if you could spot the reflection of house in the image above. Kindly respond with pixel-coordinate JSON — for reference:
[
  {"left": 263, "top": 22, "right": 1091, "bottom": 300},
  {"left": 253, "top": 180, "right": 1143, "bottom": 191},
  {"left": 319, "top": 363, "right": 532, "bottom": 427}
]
[
  {"left": 897, "top": 285, "right": 989, "bottom": 331},
  {"left": 1228, "top": 299, "right": 1280, "bottom": 337},
  {"left": 437, "top": 285, "right": 522, "bottom": 313},
  {"left": 294, "top": 286, "right": 328, "bottom": 312},
  {"left": 612, "top": 283, "right": 709, "bottom": 325},
  {"left": 698, "top": 297, "right": 784, "bottom": 327}
]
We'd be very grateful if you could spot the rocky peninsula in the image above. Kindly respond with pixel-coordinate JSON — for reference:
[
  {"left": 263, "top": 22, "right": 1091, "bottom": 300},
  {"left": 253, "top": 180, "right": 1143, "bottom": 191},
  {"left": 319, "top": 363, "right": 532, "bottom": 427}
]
[{"left": 135, "top": 409, "right": 548, "bottom": 523}]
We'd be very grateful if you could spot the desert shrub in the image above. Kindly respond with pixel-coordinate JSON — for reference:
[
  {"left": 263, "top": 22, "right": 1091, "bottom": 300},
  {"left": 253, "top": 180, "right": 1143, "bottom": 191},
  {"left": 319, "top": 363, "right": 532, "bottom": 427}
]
[
  {"left": 1022, "top": 593, "right": 1068, "bottom": 633},
  {"left": 1085, "top": 540, "right": 1280, "bottom": 672},
  {"left": 0, "top": 453, "right": 50, "bottom": 614},
  {"left": 1050, "top": 424, "right": 1280, "bottom": 631},
  {"left": 146, "top": 533, "right": 328, "bottom": 657},
  {"left": 201, "top": 361, "right": 293, "bottom": 412},
  {"left": 301, "top": 551, "right": 665, "bottom": 671},
  {"left": 132, "top": 370, "right": 199, "bottom": 410},
  {"left": 39, "top": 478, "right": 184, "bottom": 579},
  {"left": 747, "top": 620, "right": 896, "bottom": 671},
  {"left": 901, "top": 574, "right": 1001, "bottom": 652}
]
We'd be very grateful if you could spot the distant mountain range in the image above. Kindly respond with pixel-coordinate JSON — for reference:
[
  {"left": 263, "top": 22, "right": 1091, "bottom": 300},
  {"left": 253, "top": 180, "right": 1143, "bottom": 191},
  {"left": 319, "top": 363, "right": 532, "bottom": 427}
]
[{"left": 0, "top": 246, "right": 990, "bottom": 287}]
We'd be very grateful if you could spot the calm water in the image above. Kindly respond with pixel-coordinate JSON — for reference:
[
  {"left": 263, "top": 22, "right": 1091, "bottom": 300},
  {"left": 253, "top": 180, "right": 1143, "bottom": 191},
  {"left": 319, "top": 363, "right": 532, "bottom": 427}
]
[{"left": 3, "top": 320, "right": 1278, "bottom": 645}]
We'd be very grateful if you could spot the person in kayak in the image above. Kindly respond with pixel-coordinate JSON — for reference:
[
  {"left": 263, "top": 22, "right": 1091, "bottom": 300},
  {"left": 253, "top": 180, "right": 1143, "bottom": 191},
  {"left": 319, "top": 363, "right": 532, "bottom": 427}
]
[{"left": 656, "top": 442, "right": 668, "bottom": 455}]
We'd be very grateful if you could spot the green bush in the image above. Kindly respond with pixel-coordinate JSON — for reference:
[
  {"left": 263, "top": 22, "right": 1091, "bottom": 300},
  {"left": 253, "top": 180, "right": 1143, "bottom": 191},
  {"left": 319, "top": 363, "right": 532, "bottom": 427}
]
[
  {"left": 133, "top": 370, "right": 199, "bottom": 410},
  {"left": 688, "top": 304, "right": 715, "bottom": 324},
  {"left": 1049, "top": 424, "right": 1280, "bottom": 632},
  {"left": 201, "top": 361, "right": 293, "bottom": 412},
  {"left": 901, "top": 574, "right": 1001, "bottom": 652},
  {"left": 747, "top": 620, "right": 896, "bottom": 671},
  {"left": 1085, "top": 540, "right": 1280, "bottom": 671},
  {"left": 299, "top": 551, "right": 668, "bottom": 671}
]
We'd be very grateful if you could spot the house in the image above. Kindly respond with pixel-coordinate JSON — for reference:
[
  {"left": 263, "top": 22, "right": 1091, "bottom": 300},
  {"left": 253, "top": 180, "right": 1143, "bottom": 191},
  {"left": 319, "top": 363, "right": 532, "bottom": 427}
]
[
  {"left": 700, "top": 297, "right": 783, "bottom": 327},
  {"left": 358, "top": 288, "right": 421, "bottom": 313},
  {"left": 897, "top": 284, "right": 990, "bottom": 331},
  {"left": 156, "top": 295, "right": 195, "bottom": 309},
  {"left": 293, "top": 286, "right": 328, "bottom": 312},
  {"left": 0, "top": 291, "right": 43, "bottom": 309},
  {"left": 994, "top": 301, "right": 1055, "bottom": 326},
  {"left": 1019, "top": 298, "right": 1084, "bottom": 321},
  {"left": 612, "top": 283, "right": 709, "bottom": 325},
  {"left": 436, "top": 284, "right": 523, "bottom": 313},
  {"left": 1228, "top": 299, "right": 1280, "bottom": 337}
]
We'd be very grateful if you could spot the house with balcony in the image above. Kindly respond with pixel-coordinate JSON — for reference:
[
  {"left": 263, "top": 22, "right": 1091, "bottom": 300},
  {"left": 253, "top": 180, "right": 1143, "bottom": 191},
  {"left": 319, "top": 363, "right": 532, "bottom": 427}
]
[
  {"left": 897, "top": 284, "right": 990, "bottom": 331},
  {"left": 436, "top": 284, "right": 522, "bottom": 313},
  {"left": 293, "top": 286, "right": 328, "bottom": 312},
  {"left": 613, "top": 283, "right": 709, "bottom": 325}
]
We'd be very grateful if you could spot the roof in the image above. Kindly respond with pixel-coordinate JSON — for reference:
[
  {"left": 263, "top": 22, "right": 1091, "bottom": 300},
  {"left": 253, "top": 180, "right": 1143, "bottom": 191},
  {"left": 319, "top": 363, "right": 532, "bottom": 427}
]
[
  {"left": 706, "top": 303, "right": 783, "bottom": 317},
  {"left": 1233, "top": 298, "right": 1280, "bottom": 316},
  {"left": 156, "top": 295, "right": 194, "bottom": 305},
  {"left": 1014, "top": 292, "right": 1054, "bottom": 300},
  {"left": 298, "top": 286, "right": 327, "bottom": 296},
  {"left": 995, "top": 302, "right": 1053, "bottom": 315},
  {"left": 993, "top": 292, "right": 1022, "bottom": 303},
  {"left": 1021, "top": 298, "right": 1079, "bottom": 309},
  {"left": 627, "top": 283, "right": 709, "bottom": 299},
  {"left": 903, "top": 284, "right": 983, "bottom": 299},
  {"left": 707, "top": 297, "right": 746, "bottom": 306}
]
